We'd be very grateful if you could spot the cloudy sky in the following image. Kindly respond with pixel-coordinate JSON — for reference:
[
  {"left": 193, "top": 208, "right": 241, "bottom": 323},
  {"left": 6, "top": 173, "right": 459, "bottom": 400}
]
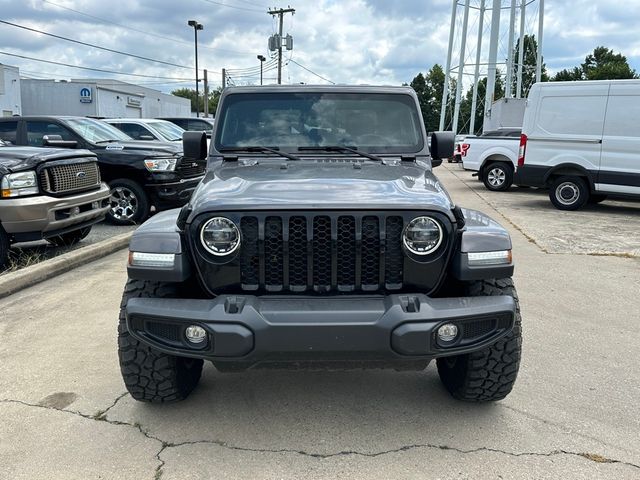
[{"left": 0, "top": 0, "right": 639, "bottom": 93}]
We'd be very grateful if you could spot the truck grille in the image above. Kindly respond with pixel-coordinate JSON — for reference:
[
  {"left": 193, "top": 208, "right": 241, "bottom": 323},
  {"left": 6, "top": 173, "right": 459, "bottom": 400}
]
[
  {"left": 40, "top": 161, "right": 100, "bottom": 195},
  {"left": 238, "top": 214, "right": 406, "bottom": 293},
  {"left": 177, "top": 160, "right": 206, "bottom": 178}
]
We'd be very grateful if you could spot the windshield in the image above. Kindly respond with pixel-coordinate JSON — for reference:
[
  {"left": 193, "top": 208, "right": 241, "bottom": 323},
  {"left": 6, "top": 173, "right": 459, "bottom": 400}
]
[
  {"left": 215, "top": 92, "right": 424, "bottom": 153},
  {"left": 151, "top": 121, "right": 185, "bottom": 142},
  {"left": 64, "top": 118, "right": 131, "bottom": 143}
]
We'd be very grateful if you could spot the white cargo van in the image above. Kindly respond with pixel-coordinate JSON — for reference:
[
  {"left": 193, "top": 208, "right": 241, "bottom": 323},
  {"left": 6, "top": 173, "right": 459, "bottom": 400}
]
[{"left": 517, "top": 79, "right": 640, "bottom": 210}]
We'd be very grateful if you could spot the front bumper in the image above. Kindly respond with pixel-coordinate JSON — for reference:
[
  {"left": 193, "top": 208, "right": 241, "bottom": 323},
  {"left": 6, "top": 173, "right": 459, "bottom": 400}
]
[
  {"left": 0, "top": 184, "right": 111, "bottom": 238},
  {"left": 146, "top": 175, "right": 204, "bottom": 208},
  {"left": 126, "top": 293, "right": 516, "bottom": 367}
]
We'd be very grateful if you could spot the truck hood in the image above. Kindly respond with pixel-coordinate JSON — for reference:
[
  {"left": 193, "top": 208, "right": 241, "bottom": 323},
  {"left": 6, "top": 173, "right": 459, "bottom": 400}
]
[
  {"left": 0, "top": 146, "right": 97, "bottom": 174},
  {"left": 189, "top": 159, "right": 454, "bottom": 215}
]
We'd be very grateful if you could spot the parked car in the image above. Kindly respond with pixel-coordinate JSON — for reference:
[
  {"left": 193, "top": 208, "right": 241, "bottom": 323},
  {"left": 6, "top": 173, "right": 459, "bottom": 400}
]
[
  {"left": 119, "top": 85, "right": 522, "bottom": 404},
  {"left": 0, "top": 139, "right": 110, "bottom": 267},
  {"left": 518, "top": 79, "right": 640, "bottom": 210},
  {"left": 456, "top": 128, "right": 521, "bottom": 191},
  {"left": 104, "top": 118, "right": 185, "bottom": 144},
  {"left": 158, "top": 117, "right": 215, "bottom": 137},
  {"left": 0, "top": 116, "right": 205, "bottom": 224}
]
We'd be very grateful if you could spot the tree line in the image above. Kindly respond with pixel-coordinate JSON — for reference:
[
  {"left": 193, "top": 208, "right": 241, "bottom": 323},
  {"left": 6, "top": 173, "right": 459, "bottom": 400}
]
[{"left": 409, "top": 39, "right": 637, "bottom": 135}]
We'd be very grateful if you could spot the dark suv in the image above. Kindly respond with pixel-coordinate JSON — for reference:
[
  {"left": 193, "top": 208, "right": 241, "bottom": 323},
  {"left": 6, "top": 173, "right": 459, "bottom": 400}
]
[
  {"left": 158, "top": 117, "right": 214, "bottom": 137},
  {"left": 0, "top": 117, "right": 205, "bottom": 224},
  {"left": 120, "top": 86, "right": 522, "bottom": 403}
]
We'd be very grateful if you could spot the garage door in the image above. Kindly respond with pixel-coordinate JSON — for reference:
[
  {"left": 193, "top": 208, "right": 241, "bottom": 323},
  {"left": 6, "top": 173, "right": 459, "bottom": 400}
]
[{"left": 125, "top": 106, "right": 142, "bottom": 118}]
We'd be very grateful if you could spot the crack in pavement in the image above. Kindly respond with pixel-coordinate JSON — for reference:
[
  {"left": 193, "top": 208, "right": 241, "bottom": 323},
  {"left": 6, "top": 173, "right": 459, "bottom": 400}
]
[{"left": 2, "top": 396, "right": 639, "bottom": 480}]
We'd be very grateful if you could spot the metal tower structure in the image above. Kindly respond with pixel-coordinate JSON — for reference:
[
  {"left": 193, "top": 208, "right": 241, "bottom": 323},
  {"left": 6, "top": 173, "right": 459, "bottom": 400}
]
[{"left": 439, "top": 0, "right": 545, "bottom": 134}]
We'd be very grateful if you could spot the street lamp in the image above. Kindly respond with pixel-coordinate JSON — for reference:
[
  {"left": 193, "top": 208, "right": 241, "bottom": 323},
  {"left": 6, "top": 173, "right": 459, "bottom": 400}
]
[
  {"left": 257, "top": 55, "right": 266, "bottom": 85},
  {"left": 188, "top": 20, "right": 203, "bottom": 117}
]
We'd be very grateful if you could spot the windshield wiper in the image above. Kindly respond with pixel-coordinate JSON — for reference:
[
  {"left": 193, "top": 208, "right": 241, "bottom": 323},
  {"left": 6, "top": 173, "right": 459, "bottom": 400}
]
[
  {"left": 298, "top": 145, "right": 384, "bottom": 162},
  {"left": 95, "top": 139, "right": 122, "bottom": 144},
  {"left": 219, "top": 146, "right": 301, "bottom": 161}
]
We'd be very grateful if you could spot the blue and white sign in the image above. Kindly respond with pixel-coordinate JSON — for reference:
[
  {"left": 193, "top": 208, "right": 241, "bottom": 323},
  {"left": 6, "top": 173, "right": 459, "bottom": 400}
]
[{"left": 80, "top": 87, "right": 92, "bottom": 103}]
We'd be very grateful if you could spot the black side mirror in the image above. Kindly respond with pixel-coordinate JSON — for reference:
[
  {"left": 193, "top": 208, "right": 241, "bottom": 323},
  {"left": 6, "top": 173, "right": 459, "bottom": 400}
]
[
  {"left": 183, "top": 131, "right": 208, "bottom": 160},
  {"left": 43, "top": 135, "right": 78, "bottom": 149},
  {"left": 429, "top": 131, "right": 454, "bottom": 168}
]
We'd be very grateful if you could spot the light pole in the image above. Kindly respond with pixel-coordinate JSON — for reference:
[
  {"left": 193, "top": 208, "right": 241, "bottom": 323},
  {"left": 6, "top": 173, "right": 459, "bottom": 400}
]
[
  {"left": 257, "top": 55, "right": 266, "bottom": 85},
  {"left": 187, "top": 20, "right": 203, "bottom": 117}
]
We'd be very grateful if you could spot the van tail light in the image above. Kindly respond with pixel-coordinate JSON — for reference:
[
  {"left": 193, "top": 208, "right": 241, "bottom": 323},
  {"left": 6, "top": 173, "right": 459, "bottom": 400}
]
[{"left": 517, "top": 134, "right": 527, "bottom": 167}]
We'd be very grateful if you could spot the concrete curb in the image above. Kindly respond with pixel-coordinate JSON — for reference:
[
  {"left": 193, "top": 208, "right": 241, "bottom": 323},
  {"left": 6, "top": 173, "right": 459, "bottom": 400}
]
[{"left": 0, "top": 232, "right": 132, "bottom": 299}]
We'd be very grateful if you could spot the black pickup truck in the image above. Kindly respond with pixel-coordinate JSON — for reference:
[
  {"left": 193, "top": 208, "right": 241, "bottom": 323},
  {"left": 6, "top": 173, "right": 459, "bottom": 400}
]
[
  {"left": 0, "top": 116, "right": 205, "bottom": 224},
  {"left": 119, "top": 85, "right": 521, "bottom": 404}
]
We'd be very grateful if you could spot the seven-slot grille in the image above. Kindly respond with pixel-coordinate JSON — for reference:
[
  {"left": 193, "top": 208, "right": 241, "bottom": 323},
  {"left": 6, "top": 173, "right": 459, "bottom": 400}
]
[
  {"left": 239, "top": 214, "right": 406, "bottom": 293},
  {"left": 40, "top": 161, "right": 100, "bottom": 195}
]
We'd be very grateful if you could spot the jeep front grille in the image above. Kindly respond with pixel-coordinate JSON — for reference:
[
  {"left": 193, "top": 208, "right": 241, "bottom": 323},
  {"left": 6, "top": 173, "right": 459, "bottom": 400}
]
[
  {"left": 238, "top": 213, "right": 406, "bottom": 293},
  {"left": 40, "top": 161, "right": 100, "bottom": 195}
]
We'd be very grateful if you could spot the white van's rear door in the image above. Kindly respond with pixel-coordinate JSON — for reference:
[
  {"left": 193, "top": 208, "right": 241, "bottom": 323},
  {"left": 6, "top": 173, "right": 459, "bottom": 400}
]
[{"left": 599, "top": 82, "right": 640, "bottom": 195}]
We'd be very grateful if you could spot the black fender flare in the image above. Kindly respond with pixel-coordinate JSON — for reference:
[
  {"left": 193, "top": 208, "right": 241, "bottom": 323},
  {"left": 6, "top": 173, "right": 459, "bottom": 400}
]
[{"left": 543, "top": 163, "right": 596, "bottom": 189}]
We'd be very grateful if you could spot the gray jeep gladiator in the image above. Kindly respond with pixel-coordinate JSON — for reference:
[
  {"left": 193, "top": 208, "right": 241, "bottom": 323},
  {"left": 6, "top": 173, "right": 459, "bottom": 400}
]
[
  {"left": 0, "top": 140, "right": 110, "bottom": 268},
  {"left": 119, "top": 85, "right": 521, "bottom": 403}
]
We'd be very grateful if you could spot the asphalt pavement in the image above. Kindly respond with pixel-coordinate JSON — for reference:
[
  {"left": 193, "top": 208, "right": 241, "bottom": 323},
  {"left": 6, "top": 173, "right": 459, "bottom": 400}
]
[{"left": 0, "top": 163, "right": 638, "bottom": 479}]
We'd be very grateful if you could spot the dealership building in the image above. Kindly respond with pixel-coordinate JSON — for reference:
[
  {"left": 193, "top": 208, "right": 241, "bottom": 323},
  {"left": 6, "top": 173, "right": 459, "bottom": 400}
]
[
  {"left": 19, "top": 78, "right": 191, "bottom": 118},
  {"left": 0, "top": 64, "right": 22, "bottom": 116}
]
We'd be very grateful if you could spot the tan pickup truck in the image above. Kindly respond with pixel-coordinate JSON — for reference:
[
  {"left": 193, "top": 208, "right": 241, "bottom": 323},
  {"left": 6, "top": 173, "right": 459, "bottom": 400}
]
[{"left": 0, "top": 140, "right": 110, "bottom": 268}]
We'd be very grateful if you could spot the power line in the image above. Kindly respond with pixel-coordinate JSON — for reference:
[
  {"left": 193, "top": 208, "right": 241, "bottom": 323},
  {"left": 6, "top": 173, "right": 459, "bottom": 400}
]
[
  {"left": 0, "top": 19, "right": 204, "bottom": 71},
  {"left": 0, "top": 50, "right": 194, "bottom": 80},
  {"left": 41, "top": 0, "right": 256, "bottom": 55},
  {"left": 287, "top": 59, "right": 335, "bottom": 84},
  {"left": 200, "top": 0, "right": 263, "bottom": 13}
]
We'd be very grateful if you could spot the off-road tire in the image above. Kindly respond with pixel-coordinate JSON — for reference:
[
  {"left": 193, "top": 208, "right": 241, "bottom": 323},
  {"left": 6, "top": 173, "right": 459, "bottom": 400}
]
[
  {"left": 118, "top": 279, "right": 203, "bottom": 403},
  {"left": 549, "top": 175, "right": 589, "bottom": 210},
  {"left": 47, "top": 226, "right": 92, "bottom": 247},
  {"left": 483, "top": 162, "right": 513, "bottom": 191},
  {"left": 107, "top": 179, "right": 150, "bottom": 225},
  {"left": 436, "top": 278, "right": 522, "bottom": 402},
  {"left": 0, "top": 228, "right": 9, "bottom": 270}
]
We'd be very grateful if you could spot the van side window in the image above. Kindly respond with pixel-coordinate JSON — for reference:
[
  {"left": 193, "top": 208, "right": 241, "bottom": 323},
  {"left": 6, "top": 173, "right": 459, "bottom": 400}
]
[
  {"left": 25, "top": 121, "right": 75, "bottom": 147},
  {"left": 603, "top": 96, "right": 640, "bottom": 137},
  {"left": 0, "top": 121, "right": 18, "bottom": 144},
  {"left": 538, "top": 96, "right": 607, "bottom": 136}
]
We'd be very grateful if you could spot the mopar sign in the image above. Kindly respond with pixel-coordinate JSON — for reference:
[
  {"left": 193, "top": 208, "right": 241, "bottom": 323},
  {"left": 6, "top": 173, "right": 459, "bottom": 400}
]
[{"left": 80, "top": 87, "right": 92, "bottom": 103}]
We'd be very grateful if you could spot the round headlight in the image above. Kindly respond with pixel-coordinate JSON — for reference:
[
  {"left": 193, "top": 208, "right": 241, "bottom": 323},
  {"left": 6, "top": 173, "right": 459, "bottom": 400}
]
[
  {"left": 200, "top": 217, "right": 240, "bottom": 256},
  {"left": 403, "top": 216, "right": 443, "bottom": 255}
]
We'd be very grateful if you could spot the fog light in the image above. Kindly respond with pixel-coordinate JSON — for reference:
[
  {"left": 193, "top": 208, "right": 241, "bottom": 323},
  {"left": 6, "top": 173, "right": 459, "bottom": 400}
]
[
  {"left": 71, "top": 206, "right": 81, "bottom": 216},
  {"left": 185, "top": 325, "right": 207, "bottom": 344},
  {"left": 91, "top": 201, "right": 99, "bottom": 209},
  {"left": 437, "top": 323, "right": 458, "bottom": 343}
]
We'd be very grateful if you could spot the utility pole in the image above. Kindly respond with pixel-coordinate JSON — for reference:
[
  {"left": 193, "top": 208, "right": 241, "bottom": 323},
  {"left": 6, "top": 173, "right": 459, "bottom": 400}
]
[
  {"left": 222, "top": 68, "right": 226, "bottom": 89},
  {"left": 536, "top": 0, "right": 545, "bottom": 83},
  {"left": 187, "top": 20, "right": 203, "bottom": 117},
  {"left": 268, "top": 7, "right": 295, "bottom": 85},
  {"left": 203, "top": 69, "right": 209, "bottom": 117}
]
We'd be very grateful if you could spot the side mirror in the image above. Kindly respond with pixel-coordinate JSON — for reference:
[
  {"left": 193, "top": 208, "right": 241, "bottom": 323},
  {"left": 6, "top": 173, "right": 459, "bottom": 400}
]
[
  {"left": 429, "top": 131, "right": 454, "bottom": 168},
  {"left": 183, "top": 131, "right": 208, "bottom": 160},
  {"left": 43, "top": 135, "right": 78, "bottom": 149},
  {"left": 138, "top": 135, "right": 155, "bottom": 141}
]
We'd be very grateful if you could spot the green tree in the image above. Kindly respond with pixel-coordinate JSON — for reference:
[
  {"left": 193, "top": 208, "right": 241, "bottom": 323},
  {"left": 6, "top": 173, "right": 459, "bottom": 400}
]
[
  {"left": 458, "top": 73, "right": 505, "bottom": 134},
  {"left": 171, "top": 87, "right": 222, "bottom": 116},
  {"left": 408, "top": 64, "right": 454, "bottom": 133},
  {"left": 511, "top": 35, "right": 549, "bottom": 96},
  {"left": 551, "top": 46, "right": 637, "bottom": 81}
]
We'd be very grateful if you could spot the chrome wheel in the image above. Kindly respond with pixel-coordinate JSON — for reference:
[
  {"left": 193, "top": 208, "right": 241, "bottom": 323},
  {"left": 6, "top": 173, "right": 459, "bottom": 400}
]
[
  {"left": 110, "top": 187, "right": 139, "bottom": 220},
  {"left": 487, "top": 167, "right": 506, "bottom": 187},
  {"left": 555, "top": 182, "right": 580, "bottom": 206}
]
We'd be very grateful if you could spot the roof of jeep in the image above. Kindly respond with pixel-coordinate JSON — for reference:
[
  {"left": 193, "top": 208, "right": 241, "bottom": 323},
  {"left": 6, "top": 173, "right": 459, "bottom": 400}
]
[{"left": 221, "top": 85, "right": 416, "bottom": 95}]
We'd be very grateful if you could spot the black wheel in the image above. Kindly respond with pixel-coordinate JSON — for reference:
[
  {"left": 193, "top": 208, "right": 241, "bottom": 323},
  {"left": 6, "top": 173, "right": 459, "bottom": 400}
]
[
  {"left": 107, "top": 179, "right": 149, "bottom": 225},
  {"left": 549, "top": 176, "right": 589, "bottom": 210},
  {"left": 437, "top": 278, "right": 522, "bottom": 402},
  {"left": 588, "top": 194, "right": 608, "bottom": 204},
  {"left": 47, "top": 227, "right": 91, "bottom": 247},
  {"left": 118, "top": 279, "right": 203, "bottom": 403},
  {"left": 0, "top": 228, "right": 9, "bottom": 270},
  {"left": 483, "top": 162, "right": 513, "bottom": 191}
]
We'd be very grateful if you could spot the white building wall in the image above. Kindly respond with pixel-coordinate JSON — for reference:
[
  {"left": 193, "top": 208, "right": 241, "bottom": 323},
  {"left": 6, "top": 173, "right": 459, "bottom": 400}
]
[
  {"left": 0, "top": 65, "right": 23, "bottom": 116},
  {"left": 20, "top": 79, "right": 190, "bottom": 118}
]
